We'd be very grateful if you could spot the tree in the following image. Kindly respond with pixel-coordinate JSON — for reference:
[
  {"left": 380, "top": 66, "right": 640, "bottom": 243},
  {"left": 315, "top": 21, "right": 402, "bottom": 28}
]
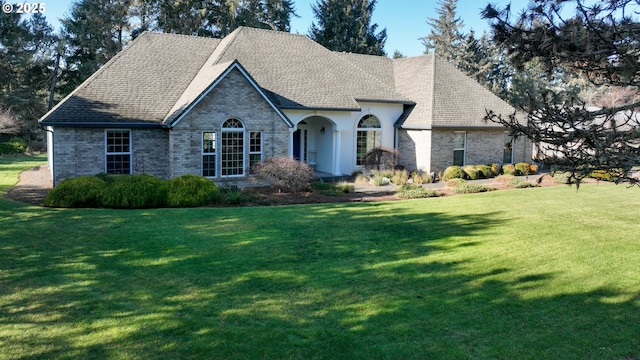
[
  {"left": 61, "top": 0, "right": 131, "bottom": 95},
  {"left": 420, "top": 0, "right": 463, "bottom": 62},
  {"left": 482, "top": 0, "right": 640, "bottom": 185},
  {"left": 0, "top": 7, "right": 56, "bottom": 137},
  {"left": 309, "top": 0, "right": 386, "bottom": 55}
]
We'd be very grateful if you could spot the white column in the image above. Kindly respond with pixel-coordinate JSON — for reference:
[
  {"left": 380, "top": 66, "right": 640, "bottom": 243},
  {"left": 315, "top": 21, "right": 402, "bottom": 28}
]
[
  {"left": 333, "top": 130, "right": 342, "bottom": 175},
  {"left": 288, "top": 128, "right": 295, "bottom": 158}
]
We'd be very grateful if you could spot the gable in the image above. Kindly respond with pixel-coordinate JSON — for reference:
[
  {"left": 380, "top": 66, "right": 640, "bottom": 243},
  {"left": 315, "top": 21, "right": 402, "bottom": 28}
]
[{"left": 171, "top": 63, "right": 292, "bottom": 129}]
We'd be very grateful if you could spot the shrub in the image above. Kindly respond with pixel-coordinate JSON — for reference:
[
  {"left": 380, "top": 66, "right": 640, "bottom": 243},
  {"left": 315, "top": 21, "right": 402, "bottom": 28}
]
[
  {"left": 475, "top": 165, "right": 492, "bottom": 178},
  {"left": 395, "top": 185, "right": 441, "bottom": 199},
  {"left": 0, "top": 137, "right": 28, "bottom": 155},
  {"left": 462, "top": 165, "right": 481, "bottom": 180},
  {"left": 335, "top": 181, "right": 355, "bottom": 193},
  {"left": 502, "top": 164, "right": 516, "bottom": 175},
  {"left": 588, "top": 169, "right": 618, "bottom": 182},
  {"left": 445, "top": 178, "right": 466, "bottom": 188},
  {"left": 442, "top": 165, "right": 465, "bottom": 180},
  {"left": 354, "top": 173, "right": 370, "bottom": 185},
  {"left": 44, "top": 176, "right": 107, "bottom": 208},
  {"left": 100, "top": 174, "right": 166, "bottom": 208},
  {"left": 363, "top": 147, "right": 398, "bottom": 171},
  {"left": 254, "top": 157, "right": 314, "bottom": 193},
  {"left": 529, "top": 164, "right": 538, "bottom": 174},
  {"left": 410, "top": 171, "right": 424, "bottom": 185},
  {"left": 493, "top": 175, "right": 539, "bottom": 189},
  {"left": 515, "top": 162, "right": 531, "bottom": 175},
  {"left": 371, "top": 174, "right": 387, "bottom": 186},
  {"left": 222, "top": 188, "right": 248, "bottom": 205},
  {"left": 451, "top": 183, "right": 495, "bottom": 194},
  {"left": 165, "top": 174, "right": 220, "bottom": 207},
  {"left": 391, "top": 169, "right": 409, "bottom": 185},
  {"left": 490, "top": 163, "right": 500, "bottom": 177}
]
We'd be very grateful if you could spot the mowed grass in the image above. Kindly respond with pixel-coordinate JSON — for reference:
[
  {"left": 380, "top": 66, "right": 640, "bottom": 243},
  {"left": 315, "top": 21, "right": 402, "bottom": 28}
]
[
  {"left": 0, "top": 154, "right": 47, "bottom": 193},
  {"left": 1, "top": 158, "right": 640, "bottom": 359}
]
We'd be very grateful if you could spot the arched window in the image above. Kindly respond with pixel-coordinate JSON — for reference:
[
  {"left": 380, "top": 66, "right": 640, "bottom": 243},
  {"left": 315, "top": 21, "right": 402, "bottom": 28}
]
[
  {"left": 221, "top": 118, "right": 245, "bottom": 176},
  {"left": 356, "top": 115, "right": 381, "bottom": 166}
]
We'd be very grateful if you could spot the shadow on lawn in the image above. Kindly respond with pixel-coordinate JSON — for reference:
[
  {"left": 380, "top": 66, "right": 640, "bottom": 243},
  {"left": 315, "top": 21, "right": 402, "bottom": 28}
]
[{"left": 1, "top": 201, "right": 639, "bottom": 359}]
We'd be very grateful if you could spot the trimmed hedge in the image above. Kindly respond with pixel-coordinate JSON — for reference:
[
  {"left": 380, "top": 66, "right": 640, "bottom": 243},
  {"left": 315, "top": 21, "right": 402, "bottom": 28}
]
[
  {"left": 395, "top": 185, "right": 441, "bottom": 199},
  {"left": 442, "top": 166, "right": 465, "bottom": 180},
  {"left": 165, "top": 174, "right": 220, "bottom": 207},
  {"left": 44, "top": 176, "right": 107, "bottom": 208},
  {"left": 100, "top": 174, "right": 167, "bottom": 209},
  {"left": 462, "top": 165, "right": 481, "bottom": 180},
  {"left": 45, "top": 173, "right": 222, "bottom": 209}
]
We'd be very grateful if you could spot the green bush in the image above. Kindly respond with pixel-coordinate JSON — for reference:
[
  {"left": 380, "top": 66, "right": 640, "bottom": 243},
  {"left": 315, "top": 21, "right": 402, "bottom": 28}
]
[
  {"left": 475, "top": 165, "right": 492, "bottom": 178},
  {"left": 490, "top": 163, "right": 500, "bottom": 177},
  {"left": 100, "top": 174, "right": 166, "bottom": 209},
  {"left": 589, "top": 169, "right": 619, "bottom": 182},
  {"left": 0, "top": 137, "right": 28, "bottom": 155},
  {"left": 451, "top": 183, "right": 495, "bottom": 194},
  {"left": 222, "top": 188, "right": 248, "bottom": 205},
  {"left": 335, "top": 181, "right": 355, "bottom": 193},
  {"left": 442, "top": 166, "right": 465, "bottom": 180},
  {"left": 502, "top": 164, "right": 516, "bottom": 175},
  {"left": 462, "top": 165, "right": 481, "bottom": 180},
  {"left": 44, "top": 176, "right": 107, "bottom": 208},
  {"left": 395, "top": 185, "right": 441, "bottom": 199},
  {"left": 165, "top": 174, "right": 220, "bottom": 207},
  {"left": 515, "top": 162, "right": 531, "bottom": 175}
]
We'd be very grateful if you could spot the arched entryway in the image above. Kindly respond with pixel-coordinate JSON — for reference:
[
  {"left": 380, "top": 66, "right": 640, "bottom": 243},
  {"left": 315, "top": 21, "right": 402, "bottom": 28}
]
[{"left": 293, "top": 116, "right": 335, "bottom": 174}]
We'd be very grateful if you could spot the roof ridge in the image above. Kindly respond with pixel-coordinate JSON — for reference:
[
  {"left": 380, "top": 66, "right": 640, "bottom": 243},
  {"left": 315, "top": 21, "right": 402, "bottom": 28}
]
[{"left": 335, "top": 52, "right": 409, "bottom": 102}]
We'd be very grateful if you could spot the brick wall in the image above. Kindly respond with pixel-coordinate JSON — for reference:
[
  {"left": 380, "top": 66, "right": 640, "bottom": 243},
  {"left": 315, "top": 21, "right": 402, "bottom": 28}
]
[
  {"left": 170, "top": 67, "right": 290, "bottom": 187},
  {"left": 430, "top": 128, "right": 533, "bottom": 174},
  {"left": 51, "top": 127, "right": 169, "bottom": 185}
]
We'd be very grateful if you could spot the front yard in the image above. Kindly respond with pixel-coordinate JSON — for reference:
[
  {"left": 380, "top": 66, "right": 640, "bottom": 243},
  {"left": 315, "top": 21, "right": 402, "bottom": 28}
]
[{"left": 1, "top": 157, "right": 639, "bottom": 359}]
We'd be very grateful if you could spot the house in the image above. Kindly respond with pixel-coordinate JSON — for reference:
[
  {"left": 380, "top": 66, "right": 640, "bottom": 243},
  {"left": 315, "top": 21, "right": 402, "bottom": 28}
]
[{"left": 40, "top": 27, "right": 531, "bottom": 186}]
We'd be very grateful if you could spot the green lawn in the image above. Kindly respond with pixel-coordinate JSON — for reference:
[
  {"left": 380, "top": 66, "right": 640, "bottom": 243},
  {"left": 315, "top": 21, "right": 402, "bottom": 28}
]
[{"left": 1, "top": 158, "right": 639, "bottom": 359}]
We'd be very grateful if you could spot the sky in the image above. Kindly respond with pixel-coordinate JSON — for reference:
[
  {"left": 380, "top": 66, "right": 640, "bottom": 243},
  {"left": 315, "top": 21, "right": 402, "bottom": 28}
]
[{"left": 42, "top": 0, "right": 530, "bottom": 57}]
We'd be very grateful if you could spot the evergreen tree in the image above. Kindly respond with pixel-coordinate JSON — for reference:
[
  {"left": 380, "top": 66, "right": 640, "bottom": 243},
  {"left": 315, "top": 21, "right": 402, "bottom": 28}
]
[
  {"left": 0, "top": 7, "right": 56, "bottom": 136},
  {"left": 61, "top": 0, "right": 131, "bottom": 95},
  {"left": 309, "top": 0, "right": 386, "bottom": 55},
  {"left": 420, "top": 0, "right": 463, "bottom": 62},
  {"left": 483, "top": 0, "right": 640, "bottom": 185}
]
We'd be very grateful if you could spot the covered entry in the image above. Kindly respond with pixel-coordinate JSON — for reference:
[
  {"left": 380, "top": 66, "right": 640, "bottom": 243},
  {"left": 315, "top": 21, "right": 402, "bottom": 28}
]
[{"left": 292, "top": 116, "right": 335, "bottom": 174}]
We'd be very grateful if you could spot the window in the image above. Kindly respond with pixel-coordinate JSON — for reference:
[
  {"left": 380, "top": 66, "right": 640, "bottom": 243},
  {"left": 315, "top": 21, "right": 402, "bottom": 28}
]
[
  {"left": 453, "top": 131, "right": 466, "bottom": 166},
  {"left": 106, "top": 130, "right": 131, "bottom": 174},
  {"left": 221, "top": 118, "right": 244, "bottom": 176},
  {"left": 249, "top": 131, "right": 262, "bottom": 173},
  {"left": 503, "top": 132, "right": 514, "bottom": 164},
  {"left": 203, "top": 132, "right": 216, "bottom": 177},
  {"left": 356, "top": 115, "right": 381, "bottom": 166}
]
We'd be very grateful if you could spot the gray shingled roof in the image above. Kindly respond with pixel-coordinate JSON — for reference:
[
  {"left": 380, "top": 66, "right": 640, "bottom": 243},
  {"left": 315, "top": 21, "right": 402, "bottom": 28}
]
[
  {"left": 40, "top": 27, "right": 518, "bottom": 128},
  {"left": 42, "top": 32, "right": 220, "bottom": 126}
]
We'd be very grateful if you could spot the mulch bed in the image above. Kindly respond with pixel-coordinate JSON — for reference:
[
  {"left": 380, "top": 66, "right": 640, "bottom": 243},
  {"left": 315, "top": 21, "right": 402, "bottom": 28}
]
[{"left": 2, "top": 166, "right": 564, "bottom": 207}]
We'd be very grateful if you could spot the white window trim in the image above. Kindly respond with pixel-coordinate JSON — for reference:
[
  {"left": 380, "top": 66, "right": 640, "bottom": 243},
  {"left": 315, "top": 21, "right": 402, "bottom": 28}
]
[
  {"left": 249, "top": 130, "right": 263, "bottom": 171},
  {"left": 202, "top": 131, "right": 216, "bottom": 178},
  {"left": 221, "top": 119, "right": 246, "bottom": 178},
  {"left": 503, "top": 131, "right": 514, "bottom": 164},
  {"left": 453, "top": 131, "right": 466, "bottom": 166},
  {"left": 104, "top": 129, "right": 132, "bottom": 174},
  {"left": 355, "top": 114, "right": 382, "bottom": 167}
]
